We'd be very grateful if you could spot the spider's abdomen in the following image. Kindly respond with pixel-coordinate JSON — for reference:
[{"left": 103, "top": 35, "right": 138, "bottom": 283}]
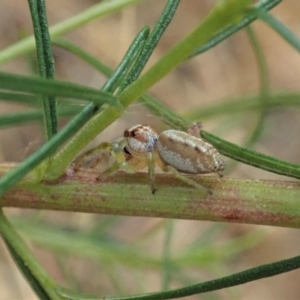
[{"left": 157, "top": 130, "right": 225, "bottom": 174}]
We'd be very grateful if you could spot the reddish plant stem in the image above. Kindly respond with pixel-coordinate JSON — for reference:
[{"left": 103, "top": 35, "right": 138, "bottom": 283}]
[{"left": 1, "top": 165, "right": 300, "bottom": 228}]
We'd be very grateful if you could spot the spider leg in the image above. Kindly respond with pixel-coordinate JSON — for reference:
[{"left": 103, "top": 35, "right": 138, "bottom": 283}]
[
  {"left": 146, "top": 151, "right": 156, "bottom": 194},
  {"left": 97, "top": 139, "right": 149, "bottom": 179},
  {"left": 156, "top": 158, "right": 212, "bottom": 195},
  {"left": 73, "top": 142, "right": 112, "bottom": 171}
]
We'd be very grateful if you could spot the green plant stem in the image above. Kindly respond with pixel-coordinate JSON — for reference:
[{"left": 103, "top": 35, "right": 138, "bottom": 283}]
[
  {"left": 185, "top": 92, "right": 300, "bottom": 121},
  {"left": 247, "top": 27, "right": 269, "bottom": 97},
  {"left": 257, "top": 8, "right": 300, "bottom": 53},
  {"left": 47, "top": 0, "right": 253, "bottom": 181},
  {"left": 52, "top": 38, "right": 113, "bottom": 76},
  {"left": 222, "top": 26, "right": 270, "bottom": 173},
  {"left": 0, "top": 91, "right": 41, "bottom": 106},
  {"left": 0, "top": 107, "right": 80, "bottom": 128},
  {"left": 111, "top": 255, "right": 300, "bottom": 299},
  {"left": 242, "top": 26, "right": 269, "bottom": 147},
  {"left": 140, "top": 94, "right": 190, "bottom": 130},
  {"left": 0, "top": 104, "right": 99, "bottom": 197},
  {"left": 0, "top": 72, "right": 120, "bottom": 106},
  {"left": 52, "top": 38, "right": 190, "bottom": 130},
  {"left": 28, "top": 0, "right": 57, "bottom": 138},
  {"left": 46, "top": 0, "right": 180, "bottom": 180},
  {"left": 118, "top": 0, "right": 253, "bottom": 108},
  {"left": 0, "top": 0, "right": 148, "bottom": 64},
  {"left": 4, "top": 241, "right": 52, "bottom": 300},
  {"left": 119, "top": 0, "right": 180, "bottom": 91},
  {"left": 0, "top": 210, "right": 60, "bottom": 300},
  {"left": 201, "top": 131, "right": 300, "bottom": 179},
  {"left": 2, "top": 169, "right": 300, "bottom": 228},
  {"left": 105, "top": 26, "right": 150, "bottom": 93},
  {"left": 56, "top": 252, "right": 300, "bottom": 299},
  {"left": 162, "top": 220, "right": 173, "bottom": 291},
  {"left": 189, "top": 0, "right": 281, "bottom": 58},
  {"left": 0, "top": 72, "right": 118, "bottom": 192}
]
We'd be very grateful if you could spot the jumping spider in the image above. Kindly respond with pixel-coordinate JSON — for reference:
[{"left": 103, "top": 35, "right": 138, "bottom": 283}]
[{"left": 73, "top": 124, "right": 225, "bottom": 194}]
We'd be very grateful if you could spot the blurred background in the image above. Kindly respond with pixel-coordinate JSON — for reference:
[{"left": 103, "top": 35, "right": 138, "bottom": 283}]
[{"left": 1, "top": 0, "right": 300, "bottom": 299}]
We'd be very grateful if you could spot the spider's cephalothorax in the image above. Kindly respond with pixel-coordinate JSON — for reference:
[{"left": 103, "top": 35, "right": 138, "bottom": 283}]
[
  {"left": 74, "top": 124, "right": 225, "bottom": 194},
  {"left": 124, "top": 124, "right": 158, "bottom": 156}
]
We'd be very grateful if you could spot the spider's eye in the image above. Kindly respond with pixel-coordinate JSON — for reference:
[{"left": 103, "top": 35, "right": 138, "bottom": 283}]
[
  {"left": 124, "top": 129, "right": 136, "bottom": 138},
  {"left": 123, "top": 146, "right": 130, "bottom": 155}
]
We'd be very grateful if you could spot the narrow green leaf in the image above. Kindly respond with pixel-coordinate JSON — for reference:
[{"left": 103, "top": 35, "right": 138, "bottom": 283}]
[
  {"left": 28, "top": 0, "right": 58, "bottom": 138},
  {"left": 0, "top": 91, "right": 41, "bottom": 106},
  {"left": 189, "top": 0, "right": 281, "bottom": 57},
  {"left": 239, "top": 26, "right": 269, "bottom": 149},
  {"left": 0, "top": 107, "right": 80, "bottom": 128},
  {"left": 46, "top": 0, "right": 182, "bottom": 180},
  {"left": 120, "top": 0, "right": 180, "bottom": 91},
  {"left": 52, "top": 39, "right": 189, "bottom": 130},
  {"left": 0, "top": 0, "right": 149, "bottom": 64},
  {"left": 185, "top": 92, "right": 300, "bottom": 121},
  {"left": 52, "top": 38, "right": 113, "bottom": 76},
  {"left": 257, "top": 8, "right": 300, "bottom": 53},
  {"left": 0, "top": 103, "right": 98, "bottom": 197},
  {"left": 201, "top": 131, "right": 300, "bottom": 179},
  {"left": 3, "top": 240, "right": 51, "bottom": 300},
  {"left": 118, "top": 255, "right": 300, "bottom": 299},
  {"left": 0, "top": 72, "right": 120, "bottom": 107},
  {"left": 11, "top": 218, "right": 158, "bottom": 268},
  {"left": 0, "top": 210, "right": 59, "bottom": 300},
  {"left": 161, "top": 220, "right": 174, "bottom": 290},
  {"left": 104, "top": 26, "right": 150, "bottom": 93},
  {"left": 118, "top": 0, "right": 255, "bottom": 107},
  {"left": 55, "top": 254, "right": 300, "bottom": 299}
]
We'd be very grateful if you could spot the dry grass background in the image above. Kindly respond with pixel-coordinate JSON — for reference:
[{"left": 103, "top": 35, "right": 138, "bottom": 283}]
[{"left": 1, "top": 0, "right": 300, "bottom": 299}]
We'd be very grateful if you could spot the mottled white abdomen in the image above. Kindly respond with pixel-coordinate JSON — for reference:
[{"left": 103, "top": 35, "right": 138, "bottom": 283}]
[{"left": 157, "top": 130, "right": 225, "bottom": 174}]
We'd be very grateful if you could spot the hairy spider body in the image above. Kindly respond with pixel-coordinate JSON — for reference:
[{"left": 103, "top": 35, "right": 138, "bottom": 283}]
[
  {"left": 74, "top": 124, "right": 225, "bottom": 194},
  {"left": 157, "top": 130, "right": 225, "bottom": 175}
]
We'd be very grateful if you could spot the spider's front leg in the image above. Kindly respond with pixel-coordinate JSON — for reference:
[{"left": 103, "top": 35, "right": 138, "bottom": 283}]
[
  {"left": 146, "top": 151, "right": 156, "bottom": 194},
  {"left": 124, "top": 124, "right": 159, "bottom": 194},
  {"left": 73, "top": 142, "right": 113, "bottom": 172},
  {"left": 98, "top": 138, "right": 141, "bottom": 178},
  {"left": 72, "top": 138, "right": 137, "bottom": 178}
]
